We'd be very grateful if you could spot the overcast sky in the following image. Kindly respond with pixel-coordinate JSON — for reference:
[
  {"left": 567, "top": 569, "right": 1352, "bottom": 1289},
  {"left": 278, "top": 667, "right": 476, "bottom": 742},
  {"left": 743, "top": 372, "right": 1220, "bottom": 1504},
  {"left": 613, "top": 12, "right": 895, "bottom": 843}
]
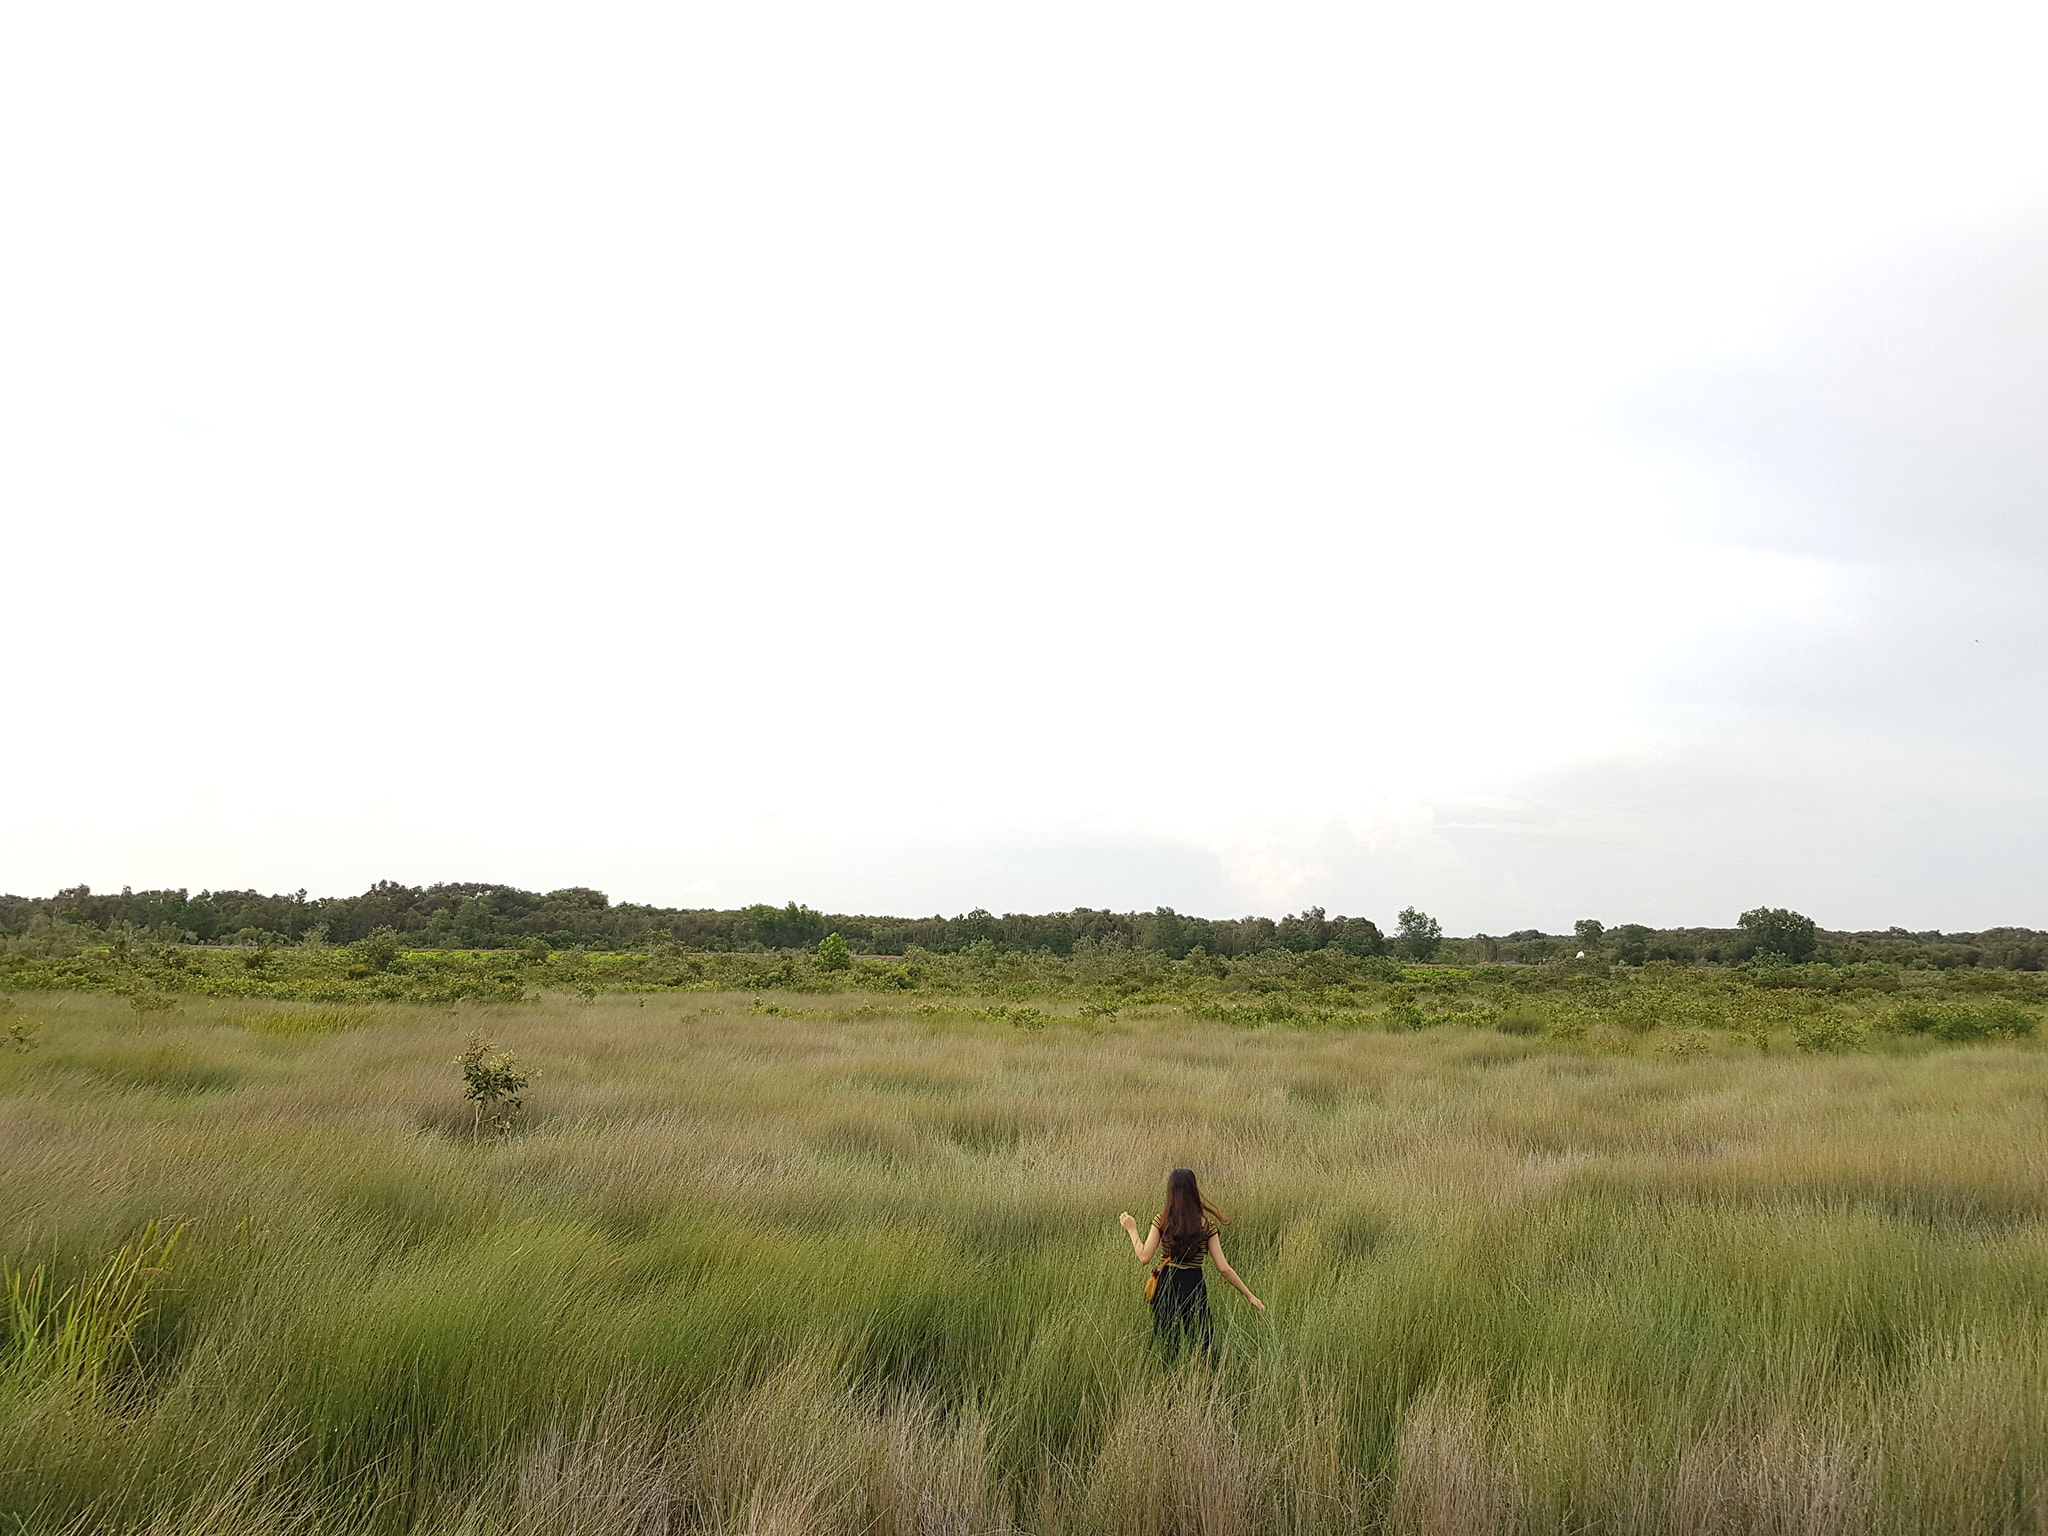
[{"left": 6, "top": 2, "right": 2047, "bottom": 932}]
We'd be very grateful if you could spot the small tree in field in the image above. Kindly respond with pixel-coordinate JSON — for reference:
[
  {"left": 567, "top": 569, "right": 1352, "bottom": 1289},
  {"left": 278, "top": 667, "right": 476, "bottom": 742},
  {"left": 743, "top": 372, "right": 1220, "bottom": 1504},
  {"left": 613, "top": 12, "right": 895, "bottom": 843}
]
[
  {"left": 3, "top": 996, "right": 36, "bottom": 1053},
  {"left": 1396, "top": 908, "right": 1443, "bottom": 962},
  {"left": 816, "top": 932, "right": 852, "bottom": 971},
  {"left": 455, "top": 1035, "right": 531, "bottom": 1140}
]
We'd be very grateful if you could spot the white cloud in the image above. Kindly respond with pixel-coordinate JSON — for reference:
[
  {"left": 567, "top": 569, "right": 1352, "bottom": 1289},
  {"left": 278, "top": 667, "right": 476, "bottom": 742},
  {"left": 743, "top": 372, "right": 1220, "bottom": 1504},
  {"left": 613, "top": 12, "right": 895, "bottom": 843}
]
[{"left": 5, "top": 2, "right": 2048, "bottom": 927}]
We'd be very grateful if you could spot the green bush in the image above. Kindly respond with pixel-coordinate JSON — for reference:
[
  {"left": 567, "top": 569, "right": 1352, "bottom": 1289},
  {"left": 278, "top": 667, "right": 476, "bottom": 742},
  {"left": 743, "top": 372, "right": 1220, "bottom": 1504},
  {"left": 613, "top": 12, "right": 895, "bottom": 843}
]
[
  {"left": 1889, "top": 999, "right": 2039, "bottom": 1042},
  {"left": 1792, "top": 1014, "right": 1867, "bottom": 1053},
  {"left": 347, "top": 928, "right": 403, "bottom": 976},
  {"left": 816, "top": 933, "right": 853, "bottom": 972}
]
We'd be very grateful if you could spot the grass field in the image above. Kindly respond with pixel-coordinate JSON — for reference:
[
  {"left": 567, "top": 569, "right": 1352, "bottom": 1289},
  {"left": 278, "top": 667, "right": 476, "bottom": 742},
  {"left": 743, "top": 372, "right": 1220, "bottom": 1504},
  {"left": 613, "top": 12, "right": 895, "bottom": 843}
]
[{"left": 5, "top": 983, "right": 2048, "bottom": 1534}]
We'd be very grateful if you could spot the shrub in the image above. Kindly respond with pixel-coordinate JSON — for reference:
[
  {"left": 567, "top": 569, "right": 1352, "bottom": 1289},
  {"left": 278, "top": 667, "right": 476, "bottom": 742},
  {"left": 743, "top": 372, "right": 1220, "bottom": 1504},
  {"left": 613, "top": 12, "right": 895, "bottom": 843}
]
[
  {"left": 1612, "top": 1004, "right": 1659, "bottom": 1034},
  {"left": 1384, "top": 1001, "right": 1426, "bottom": 1031},
  {"left": 1980, "top": 999, "right": 2041, "bottom": 1038},
  {"left": 1660, "top": 1029, "right": 1711, "bottom": 1057},
  {"left": 348, "top": 928, "right": 403, "bottom": 976},
  {"left": 1889, "top": 1000, "right": 2039, "bottom": 1042},
  {"left": 1792, "top": 1014, "right": 1867, "bottom": 1053},
  {"left": 816, "top": 933, "right": 853, "bottom": 972}
]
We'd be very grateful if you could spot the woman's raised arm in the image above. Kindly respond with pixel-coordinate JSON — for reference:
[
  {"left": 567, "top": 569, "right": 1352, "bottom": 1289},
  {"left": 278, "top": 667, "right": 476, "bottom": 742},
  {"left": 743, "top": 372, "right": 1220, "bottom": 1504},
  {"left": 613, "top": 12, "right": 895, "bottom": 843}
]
[
  {"left": 1117, "top": 1211, "right": 1160, "bottom": 1263},
  {"left": 1207, "top": 1232, "right": 1266, "bottom": 1314}
]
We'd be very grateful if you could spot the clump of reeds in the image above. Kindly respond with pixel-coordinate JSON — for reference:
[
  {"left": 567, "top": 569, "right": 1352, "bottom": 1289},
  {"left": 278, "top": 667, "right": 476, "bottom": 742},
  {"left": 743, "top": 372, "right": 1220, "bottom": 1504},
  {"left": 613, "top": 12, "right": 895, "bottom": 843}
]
[{"left": 4, "top": 1220, "right": 183, "bottom": 1396}]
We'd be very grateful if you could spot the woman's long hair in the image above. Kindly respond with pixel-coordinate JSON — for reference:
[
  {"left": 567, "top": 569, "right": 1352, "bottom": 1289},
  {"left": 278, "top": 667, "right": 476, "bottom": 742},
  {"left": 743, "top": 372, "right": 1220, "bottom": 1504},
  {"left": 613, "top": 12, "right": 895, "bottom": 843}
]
[{"left": 1158, "top": 1167, "right": 1226, "bottom": 1260}]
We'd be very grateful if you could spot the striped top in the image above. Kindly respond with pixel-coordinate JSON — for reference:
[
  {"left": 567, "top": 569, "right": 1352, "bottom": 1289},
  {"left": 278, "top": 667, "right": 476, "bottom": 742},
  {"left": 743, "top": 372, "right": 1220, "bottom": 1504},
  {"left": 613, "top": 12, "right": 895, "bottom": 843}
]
[{"left": 1156, "top": 1219, "right": 1217, "bottom": 1265}]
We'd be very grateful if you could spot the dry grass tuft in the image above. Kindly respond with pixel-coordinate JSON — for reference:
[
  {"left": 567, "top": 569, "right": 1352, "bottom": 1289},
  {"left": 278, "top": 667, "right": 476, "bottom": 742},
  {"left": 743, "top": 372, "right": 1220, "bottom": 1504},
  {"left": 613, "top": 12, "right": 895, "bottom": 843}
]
[{"left": 1389, "top": 1385, "right": 1518, "bottom": 1536}]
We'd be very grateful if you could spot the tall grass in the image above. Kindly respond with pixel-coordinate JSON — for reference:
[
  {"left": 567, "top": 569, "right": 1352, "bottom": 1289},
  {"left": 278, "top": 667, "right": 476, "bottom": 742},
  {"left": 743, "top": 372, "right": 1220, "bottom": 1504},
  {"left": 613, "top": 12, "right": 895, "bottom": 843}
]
[
  {"left": 3, "top": 989, "right": 2048, "bottom": 1532},
  {"left": 3, "top": 1219, "right": 182, "bottom": 1395}
]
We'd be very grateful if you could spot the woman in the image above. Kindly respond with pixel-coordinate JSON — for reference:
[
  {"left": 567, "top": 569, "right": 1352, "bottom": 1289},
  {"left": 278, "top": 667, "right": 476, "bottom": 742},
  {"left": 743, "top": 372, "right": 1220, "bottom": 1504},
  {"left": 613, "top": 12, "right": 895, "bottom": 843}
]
[{"left": 1118, "top": 1167, "right": 1265, "bottom": 1355}]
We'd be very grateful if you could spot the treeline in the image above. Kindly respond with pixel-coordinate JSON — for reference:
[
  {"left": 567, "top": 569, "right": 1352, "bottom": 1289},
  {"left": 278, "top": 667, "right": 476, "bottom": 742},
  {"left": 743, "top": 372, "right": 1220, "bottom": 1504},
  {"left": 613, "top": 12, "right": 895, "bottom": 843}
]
[
  {"left": 1480, "top": 922, "right": 2047, "bottom": 972},
  {"left": 0, "top": 884, "right": 1387, "bottom": 959},
  {"left": 1, "top": 882, "right": 2042, "bottom": 971}
]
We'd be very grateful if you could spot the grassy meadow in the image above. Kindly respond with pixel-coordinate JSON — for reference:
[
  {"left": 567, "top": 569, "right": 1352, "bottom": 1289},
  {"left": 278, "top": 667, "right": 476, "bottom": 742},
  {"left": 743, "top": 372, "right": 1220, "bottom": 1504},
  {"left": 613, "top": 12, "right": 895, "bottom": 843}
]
[{"left": 5, "top": 972, "right": 2048, "bottom": 1533}]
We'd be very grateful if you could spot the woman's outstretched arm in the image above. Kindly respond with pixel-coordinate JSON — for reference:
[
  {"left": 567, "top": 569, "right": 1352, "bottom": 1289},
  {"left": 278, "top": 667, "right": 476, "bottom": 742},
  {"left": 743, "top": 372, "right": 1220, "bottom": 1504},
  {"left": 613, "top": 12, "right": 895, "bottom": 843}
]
[
  {"left": 1117, "top": 1211, "right": 1160, "bottom": 1263},
  {"left": 1207, "top": 1233, "right": 1267, "bottom": 1314}
]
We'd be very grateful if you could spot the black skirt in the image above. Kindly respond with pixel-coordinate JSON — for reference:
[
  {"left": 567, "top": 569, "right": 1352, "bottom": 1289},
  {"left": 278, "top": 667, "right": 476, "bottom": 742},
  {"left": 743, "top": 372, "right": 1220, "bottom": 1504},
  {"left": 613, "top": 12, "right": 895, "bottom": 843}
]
[{"left": 1150, "top": 1263, "right": 1212, "bottom": 1355}]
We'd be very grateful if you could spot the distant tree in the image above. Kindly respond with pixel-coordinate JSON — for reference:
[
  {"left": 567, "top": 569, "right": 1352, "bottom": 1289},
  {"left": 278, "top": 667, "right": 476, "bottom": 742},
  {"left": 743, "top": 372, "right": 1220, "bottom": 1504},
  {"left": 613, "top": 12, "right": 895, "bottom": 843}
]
[
  {"left": 1235, "top": 916, "right": 1278, "bottom": 954},
  {"left": 1574, "top": 919, "right": 1605, "bottom": 949},
  {"left": 1396, "top": 907, "right": 1443, "bottom": 962},
  {"left": 1611, "top": 923, "right": 1652, "bottom": 966},
  {"left": 1332, "top": 916, "right": 1386, "bottom": 958},
  {"left": 1275, "top": 907, "right": 1332, "bottom": 953},
  {"left": 816, "top": 932, "right": 852, "bottom": 971},
  {"left": 959, "top": 908, "right": 1000, "bottom": 946},
  {"left": 451, "top": 896, "right": 496, "bottom": 947},
  {"left": 1145, "top": 907, "right": 1194, "bottom": 960},
  {"left": 737, "top": 902, "right": 827, "bottom": 950},
  {"left": 1739, "top": 907, "right": 1817, "bottom": 963}
]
